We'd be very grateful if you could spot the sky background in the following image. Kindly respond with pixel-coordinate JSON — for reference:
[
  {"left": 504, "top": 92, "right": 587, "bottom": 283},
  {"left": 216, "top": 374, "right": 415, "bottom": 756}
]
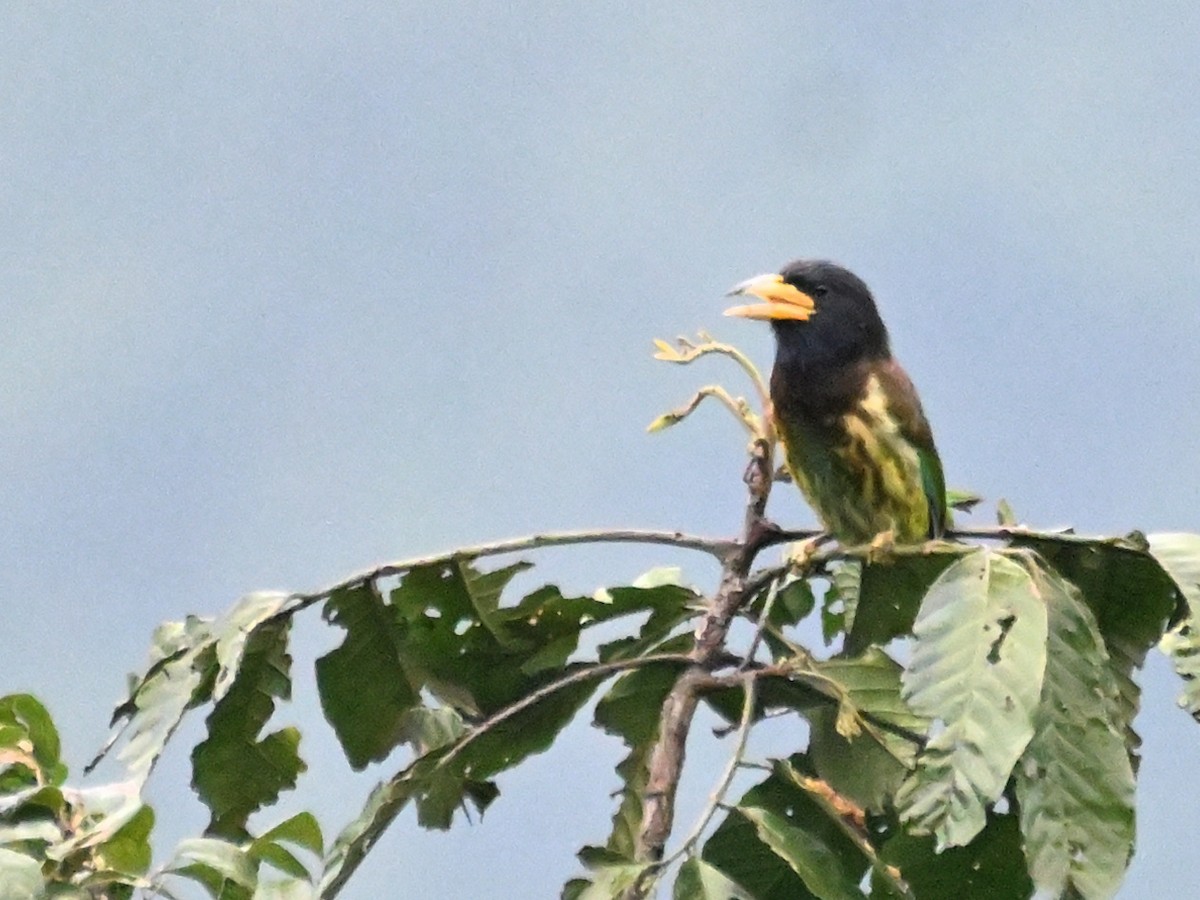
[{"left": 3, "top": 3, "right": 1199, "bottom": 897}]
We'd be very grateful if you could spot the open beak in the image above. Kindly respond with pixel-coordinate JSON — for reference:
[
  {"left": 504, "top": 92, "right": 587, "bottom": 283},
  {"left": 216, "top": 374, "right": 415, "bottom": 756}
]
[{"left": 724, "top": 273, "right": 816, "bottom": 322}]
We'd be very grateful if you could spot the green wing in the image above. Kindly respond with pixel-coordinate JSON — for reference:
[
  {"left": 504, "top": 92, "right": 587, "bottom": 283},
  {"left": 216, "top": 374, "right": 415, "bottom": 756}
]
[{"left": 917, "top": 444, "right": 947, "bottom": 538}]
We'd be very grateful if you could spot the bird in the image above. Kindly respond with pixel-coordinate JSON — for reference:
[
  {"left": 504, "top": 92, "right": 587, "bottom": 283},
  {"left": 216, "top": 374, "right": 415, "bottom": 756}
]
[{"left": 725, "top": 259, "right": 946, "bottom": 545}]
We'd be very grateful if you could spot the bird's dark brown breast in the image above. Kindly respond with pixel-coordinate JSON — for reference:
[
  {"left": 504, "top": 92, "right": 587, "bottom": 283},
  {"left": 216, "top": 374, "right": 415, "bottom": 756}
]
[{"left": 770, "top": 356, "right": 874, "bottom": 432}]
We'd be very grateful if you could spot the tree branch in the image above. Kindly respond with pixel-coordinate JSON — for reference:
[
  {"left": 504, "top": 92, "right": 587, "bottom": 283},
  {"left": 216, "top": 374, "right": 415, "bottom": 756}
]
[
  {"left": 320, "top": 652, "right": 694, "bottom": 899},
  {"left": 657, "top": 671, "right": 759, "bottom": 871},
  {"left": 625, "top": 438, "right": 778, "bottom": 897},
  {"left": 282, "top": 528, "right": 733, "bottom": 618}
]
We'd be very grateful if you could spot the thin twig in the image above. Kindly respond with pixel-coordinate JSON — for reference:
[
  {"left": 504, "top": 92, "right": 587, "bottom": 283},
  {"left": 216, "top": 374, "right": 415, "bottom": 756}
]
[
  {"left": 647, "top": 384, "right": 760, "bottom": 436},
  {"left": 742, "top": 577, "right": 782, "bottom": 669},
  {"left": 655, "top": 334, "right": 772, "bottom": 420}
]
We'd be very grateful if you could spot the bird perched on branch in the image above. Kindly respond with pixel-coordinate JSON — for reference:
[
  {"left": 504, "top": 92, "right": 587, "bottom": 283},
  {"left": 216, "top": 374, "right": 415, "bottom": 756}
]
[{"left": 725, "top": 259, "right": 946, "bottom": 545}]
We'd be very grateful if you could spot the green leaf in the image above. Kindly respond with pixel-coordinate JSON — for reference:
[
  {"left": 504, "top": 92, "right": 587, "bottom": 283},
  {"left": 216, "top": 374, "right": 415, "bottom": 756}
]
[
  {"left": 93, "top": 804, "right": 154, "bottom": 876},
  {"left": 600, "top": 746, "right": 650, "bottom": 862},
  {"left": 1148, "top": 532, "right": 1200, "bottom": 618},
  {"left": 413, "top": 673, "right": 597, "bottom": 829},
  {"left": 896, "top": 550, "right": 1047, "bottom": 848},
  {"left": 386, "top": 561, "right": 541, "bottom": 714},
  {"left": 844, "top": 553, "right": 959, "bottom": 654},
  {"left": 249, "top": 811, "right": 324, "bottom": 879},
  {"left": 821, "top": 562, "right": 860, "bottom": 644},
  {"left": 674, "top": 857, "right": 752, "bottom": 899},
  {"left": 737, "top": 807, "right": 866, "bottom": 900},
  {"left": 167, "top": 837, "right": 257, "bottom": 894},
  {"left": 315, "top": 582, "right": 419, "bottom": 769},
  {"left": 318, "top": 782, "right": 389, "bottom": 896},
  {"left": 1019, "top": 533, "right": 1177, "bottom": 759},
  {"left": 317, "top": 567, "right": 694, "bottom": 890},
  {"left": 590, "top": 580, "right": 700, "bottom": 664},
  {"left": 0, "top": 696, "right": 63, "bottom": 788},
  {"left": 193, "top": 619, "right": 304, "bottom": 838},
  {"left": 105, "top": 616, "right": 219, "bottom": 782},
  {"left": 0, "top": 820, "right": 61, "bottom": 846},
  {"left": 592, "top": 643, "right": 689, "bottom": 859},
  {"left": 1160, "top": 621, "right": 1200, "bottom": 717},
  {"left": 321, "top": 661, "right": 618, "bottom": 895},
  {"left": 1014, "top": 561, "right": 1135, "bottom": 900},
  {"left": 946, "top": 488, "right": 983, "bottom": 514},
  {"left": 379, "top": 562, "right": 695, "bottom": 722},
  {"left": 384, "top": 563, "right": 546, "bottom": 713},
  {"left": 210, "top": 592, "right": 294, "bottom": 701},
  {"left": 566, "top": 863, "right": 654, "bottom": 898},
  {"left": 703, "top": 759, "right": 869, "bottom": 900},
  {"left": 0, "top": 849, "right": 43, "bottom": 900},
  {"left": 254, "top": 880, "right": 316, "bottom": 900},
  {"left": 875, "top": 811, "right": 1032, "bottom": 899},
  {"left": 250, "top": 841, "right": 308, "bottom": 880},
  {"left": 594, "top": 652, "right": 688, "bottom": 747},
  {"left": 806, "top": 650, "right": 927, "bottom": 812},
  {"left": 1148, "top": 533, "right": 1200, "bottom": 714},
  {"left": 396, "top": 707, "right": 466, "bottom": 755},
  {"left": 748, "top": 573, "right": 816, "bottom": 660},
  {"left": 258, "top": 812, "right": 322, "bottom": 857},
  {"left": 46, "top": 780, "right": 145, "bottom": 864}
]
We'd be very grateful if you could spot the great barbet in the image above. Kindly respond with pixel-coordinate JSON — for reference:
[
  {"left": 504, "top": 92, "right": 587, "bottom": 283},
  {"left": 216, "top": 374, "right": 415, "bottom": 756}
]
[{"left": 725, "top": 259, "right": 946, "bottom": 544}]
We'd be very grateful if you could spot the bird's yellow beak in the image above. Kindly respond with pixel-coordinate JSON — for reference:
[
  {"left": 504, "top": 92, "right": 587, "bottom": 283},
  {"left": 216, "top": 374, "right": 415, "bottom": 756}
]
[{"left": 724, "top": 273, "right": 816, "bottom": 322}]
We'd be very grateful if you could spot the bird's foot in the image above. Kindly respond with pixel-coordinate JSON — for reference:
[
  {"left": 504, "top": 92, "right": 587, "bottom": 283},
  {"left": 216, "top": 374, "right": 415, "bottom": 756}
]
[
  {"left": 865, "top": 529, "right": 897, "bottom": 565},
  {"left": 785, "top": 534, "right": 828, "bottom": 571}
]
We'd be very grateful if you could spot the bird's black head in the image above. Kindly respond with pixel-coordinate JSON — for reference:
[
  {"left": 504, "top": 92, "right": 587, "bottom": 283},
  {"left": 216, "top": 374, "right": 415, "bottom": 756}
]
[{"left": 726, "top": 259, "right": 890, "bottom": 368}]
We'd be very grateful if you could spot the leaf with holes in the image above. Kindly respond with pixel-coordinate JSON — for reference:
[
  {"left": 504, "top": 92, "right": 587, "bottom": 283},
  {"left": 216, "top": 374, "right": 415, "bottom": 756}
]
[
  {"left": 316, "top": 583, "right": 418, "bottom": 770},
  {"left": 387, "top": 563, "right": 693, "bottom": 715},
  {"left": 1014, "top": 561, "right": 1135, "bottom": 900},
  {"left": 875, "top": 812, "right": 1032, "bottom": 899},
  {"left": 193, "top": 618, "right": 304, "bottom": 838},
  {"left": 1017, "top": 534, "right": 1176, "bottom": 763},
  {"left": 895, "top": 550, "right": 1047, "bottom": 848}
]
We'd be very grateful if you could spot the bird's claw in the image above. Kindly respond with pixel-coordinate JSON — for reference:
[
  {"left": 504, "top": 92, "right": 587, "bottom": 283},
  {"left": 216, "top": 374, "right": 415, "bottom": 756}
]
[
  {"left": 865, "top": 529, "right": 897, "bottom": 564},
  {"left": 785, "top": 535, "right": 827, "bottom": 571}
]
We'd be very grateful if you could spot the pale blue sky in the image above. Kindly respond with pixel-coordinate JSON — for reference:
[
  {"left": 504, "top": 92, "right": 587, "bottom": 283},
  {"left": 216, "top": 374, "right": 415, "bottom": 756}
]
[{"left": 3, "top": 4, "right": 1199, "bottom": 897}]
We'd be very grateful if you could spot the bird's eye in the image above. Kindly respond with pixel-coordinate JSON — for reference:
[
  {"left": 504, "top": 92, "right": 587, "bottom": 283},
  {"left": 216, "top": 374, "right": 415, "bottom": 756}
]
[{"left": 813, "top": 284, "right": 829, "bottom": 297}]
